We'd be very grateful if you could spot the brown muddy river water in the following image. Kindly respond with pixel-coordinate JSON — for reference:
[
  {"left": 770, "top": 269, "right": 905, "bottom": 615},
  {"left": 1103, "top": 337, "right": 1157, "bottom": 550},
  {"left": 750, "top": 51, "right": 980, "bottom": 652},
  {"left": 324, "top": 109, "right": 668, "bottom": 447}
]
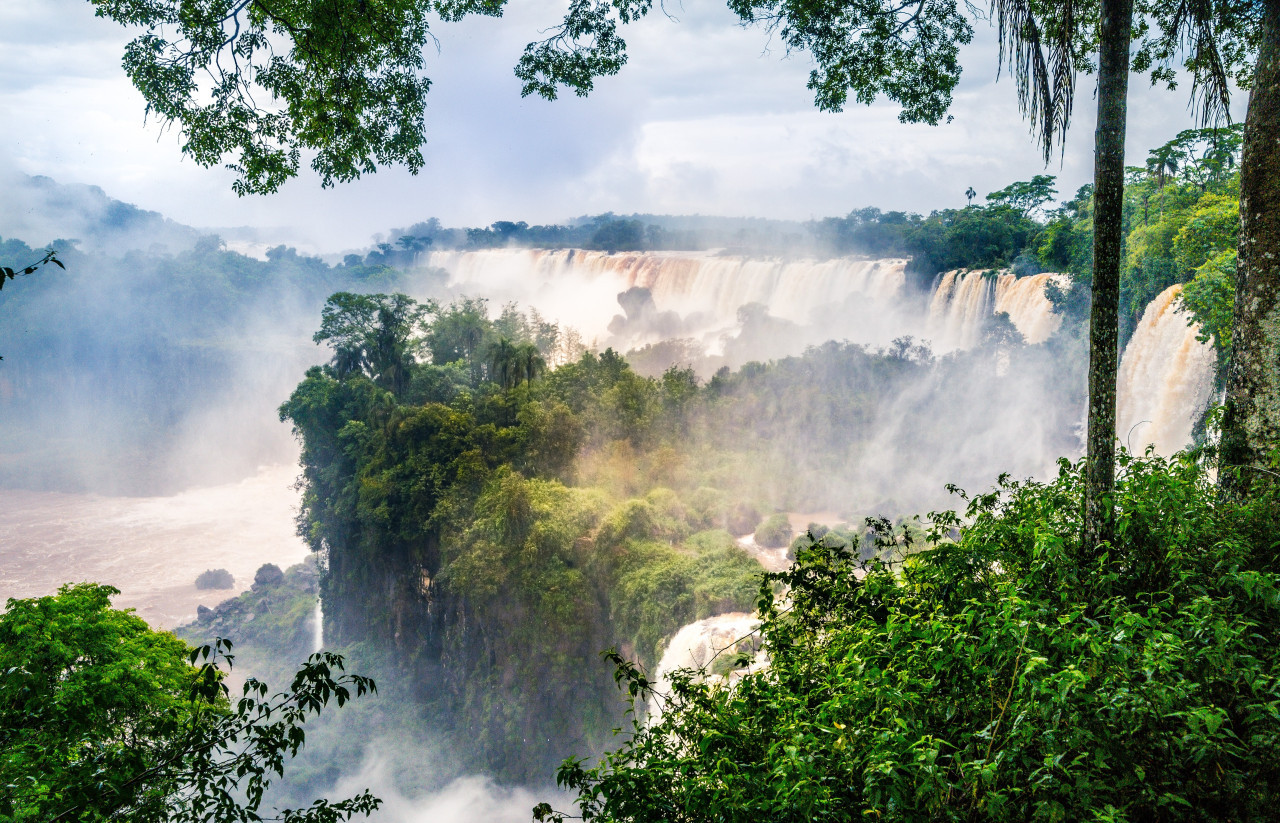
[{"left": 0, "top": 464, "right": 308, "bottom": 627}]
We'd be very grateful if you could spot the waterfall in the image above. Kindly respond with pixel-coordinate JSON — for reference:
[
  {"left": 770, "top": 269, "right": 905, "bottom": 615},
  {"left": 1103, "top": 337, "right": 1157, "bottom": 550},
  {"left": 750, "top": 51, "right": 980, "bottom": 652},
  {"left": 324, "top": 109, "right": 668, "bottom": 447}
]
[
  {"left": 927, "top": 270, "right": 998, "bottom": 350},
  {"left": 1116, "top": 284, "right": 1216, "bottom": 456},
  {"left": 648, "top": 611, "right": 761, "bottom": 722},
  {"left": 993, "top": 272, "right": 1066, "bottom": 344},
  {"left": 418, "top": 250, "right": 1076, "bottom": 364},
  {"left": 926, "top": 269, "right": 1065, "bottom": 350},
  {"left": 312, "top": 598, "right": 324, "bottom": 653},
  {"left": 419, "top": 250, "right": 909, "bottom": 350}
]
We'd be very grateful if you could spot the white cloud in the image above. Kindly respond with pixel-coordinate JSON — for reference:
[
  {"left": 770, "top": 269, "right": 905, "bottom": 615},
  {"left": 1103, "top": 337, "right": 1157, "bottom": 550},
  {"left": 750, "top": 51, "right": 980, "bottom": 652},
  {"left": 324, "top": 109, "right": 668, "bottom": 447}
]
[{"left": 0, "top": 0, "right": 1249, "bottom": 251}]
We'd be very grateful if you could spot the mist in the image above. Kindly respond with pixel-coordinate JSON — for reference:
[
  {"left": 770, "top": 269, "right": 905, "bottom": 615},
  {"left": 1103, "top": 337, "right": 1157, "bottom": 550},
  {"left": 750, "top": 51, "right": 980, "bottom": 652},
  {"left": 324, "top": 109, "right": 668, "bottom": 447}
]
[{"left": 0, "top": 172, "right": 1219, "bottom": 821}]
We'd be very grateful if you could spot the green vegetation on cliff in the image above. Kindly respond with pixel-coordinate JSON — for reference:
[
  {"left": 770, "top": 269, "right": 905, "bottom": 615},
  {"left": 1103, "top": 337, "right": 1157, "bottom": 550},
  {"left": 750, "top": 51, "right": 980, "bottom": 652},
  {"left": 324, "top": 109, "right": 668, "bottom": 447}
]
[{"left": 281, "top": 295, "right": 767, "bottom": 780}]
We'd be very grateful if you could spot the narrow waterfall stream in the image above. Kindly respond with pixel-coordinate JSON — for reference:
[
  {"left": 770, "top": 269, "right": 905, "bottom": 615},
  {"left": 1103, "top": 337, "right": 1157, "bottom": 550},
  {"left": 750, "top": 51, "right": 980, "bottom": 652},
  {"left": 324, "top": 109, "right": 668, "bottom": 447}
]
[
  {"left": 312, "top": 599, "right": 324, "bottom": 654},
  {"left": 648, "top": 612, "right": 762, "bottom": 722},
  {"left": 1117, "top": 284, "right": 1216, "bottom": 456}
]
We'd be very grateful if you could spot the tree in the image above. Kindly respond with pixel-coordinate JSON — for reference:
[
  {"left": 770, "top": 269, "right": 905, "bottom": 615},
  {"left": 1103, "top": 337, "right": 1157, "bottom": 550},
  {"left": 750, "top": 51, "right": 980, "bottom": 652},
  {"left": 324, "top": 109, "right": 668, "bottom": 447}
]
[
  {"left": 0, "top": 583, "right": 379, "bottom": 823},
  {"left": 488, "top": 336, "right": 520, "bottom": 389},
  {"left": 965, "top": 185, "right": 977, "bottom": 205},
  {"left": 1147, "top": 140, "right": 1184, "bottom": 216},
  {"left": 984, "top": 174, "right": 1058, "bottom": 217},
  {"left": 313, "top": 292, "right": 426, "bottom": 396},
  {"left": 1080, "top": 0, "right": 1134, "bottom": 552},
  {"left": 425, "top": 296, "right": 492, "bottom": 385},
  {"left": 88, "top": 0, "right": 434, "bottom": 195},
  {"left": 514, "top": 341, "right": 547, "bottom": 386},
  {"left": 536, "top": 455, "right": 1280, "bottom": 823},
  {"left": 1220, "top": 0, "right": 1280, "bottom": 497}
]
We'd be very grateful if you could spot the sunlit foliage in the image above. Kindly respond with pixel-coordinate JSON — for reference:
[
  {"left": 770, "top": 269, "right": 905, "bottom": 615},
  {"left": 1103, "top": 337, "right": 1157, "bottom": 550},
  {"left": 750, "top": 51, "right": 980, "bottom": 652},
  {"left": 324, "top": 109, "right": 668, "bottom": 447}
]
[{"left": 543, "top": 454, "right": 1280, "bottom": 822}]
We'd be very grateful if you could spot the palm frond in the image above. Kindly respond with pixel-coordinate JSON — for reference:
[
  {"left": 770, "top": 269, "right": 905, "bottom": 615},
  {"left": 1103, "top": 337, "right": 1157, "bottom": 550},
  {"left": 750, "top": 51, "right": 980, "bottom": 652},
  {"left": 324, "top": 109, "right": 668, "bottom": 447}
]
[
  {"left": 1172, "top": 0, "right": 1233, "bottom": 126},
  {"left": 992, "top": 0, "right": 1080, "bottom": 163}
]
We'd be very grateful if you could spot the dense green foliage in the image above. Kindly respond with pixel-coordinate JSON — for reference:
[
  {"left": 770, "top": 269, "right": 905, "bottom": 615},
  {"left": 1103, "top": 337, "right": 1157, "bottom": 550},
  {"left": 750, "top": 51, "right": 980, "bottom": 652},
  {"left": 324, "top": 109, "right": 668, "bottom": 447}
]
[
  {"left": 752, "top": 514, "right": 792, "bottom": 549},
  {"left": 0, "top": 584, "right": 378, "bottom": 823},
  {"left": 1, "top": 584, "right": 204, "bottom": 820},
  {"left": 546, "top": 454, "right": 1280, "bottom": 822},
  {"left": 281, "top": 293, "right": 768, "bottom": 780},
  {"left": 1039, "top": 127, "right": 1245, "bottom": 365},
  {"left": 91, "top": 0, "right": 434, "bottom": 194}
]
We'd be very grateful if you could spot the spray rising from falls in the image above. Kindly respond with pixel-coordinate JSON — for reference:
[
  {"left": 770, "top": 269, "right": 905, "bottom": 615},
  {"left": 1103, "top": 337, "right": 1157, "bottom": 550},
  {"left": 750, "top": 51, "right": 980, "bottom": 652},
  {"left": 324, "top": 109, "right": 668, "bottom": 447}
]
[
  {"left": 422, "top": 251, "right": 1073, "bottom": 367},
  {"left": 424, "top": 253, "right": 1216, "bottom": 458},
  {"left": 420, "top": 250, "right": 910, "bottom": 355},
  {"left": 648, "top": 612, "right": 761, "bottom": 722},
  {"left": 1117, "top": 284, "right": 1217, "bottom": 457}
]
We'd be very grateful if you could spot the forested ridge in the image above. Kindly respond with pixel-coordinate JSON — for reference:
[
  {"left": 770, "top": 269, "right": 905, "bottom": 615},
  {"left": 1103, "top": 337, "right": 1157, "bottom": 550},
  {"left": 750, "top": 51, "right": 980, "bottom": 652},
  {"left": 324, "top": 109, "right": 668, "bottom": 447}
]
[
  {"left": 276, "top": 272, "right": 1085, "bottom": 780},
  {"left": 0, "top": 232, "right": 408, "bottom": 492}
]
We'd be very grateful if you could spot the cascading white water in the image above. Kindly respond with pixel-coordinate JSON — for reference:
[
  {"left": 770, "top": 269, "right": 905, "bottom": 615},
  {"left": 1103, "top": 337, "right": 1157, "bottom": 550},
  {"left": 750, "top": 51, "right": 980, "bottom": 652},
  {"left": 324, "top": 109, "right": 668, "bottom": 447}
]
[
  {"left": 421, "top": 251, "right": 1075, "bottom": 363},
  {"left": 993, "top": 272, "right": 1067, "bottom": 344},
  {"left": 1116, "top": 284, "right": 1216, "bottom": 456},
  {"left": 312, "top": 599, "right": 324, "bottom": 653},
  {"left": 647, "top": 611, "right": 761, "bottom": 721},
  {"left": 927, "top": 269, "right": 1065, "bottom": 350},
  {"left": 419, "top": 249, "right": 909, "bottom": 351},
  {"left": 927, "top": 270, "right": 997, "bottom": 350}
]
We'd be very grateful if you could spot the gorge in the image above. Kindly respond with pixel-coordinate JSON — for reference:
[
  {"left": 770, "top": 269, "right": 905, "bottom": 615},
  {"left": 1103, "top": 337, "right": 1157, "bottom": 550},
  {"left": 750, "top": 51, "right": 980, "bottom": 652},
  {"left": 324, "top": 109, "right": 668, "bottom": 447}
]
[{"left": 1, "top": 237, "right": 1219, "bottom": 821}]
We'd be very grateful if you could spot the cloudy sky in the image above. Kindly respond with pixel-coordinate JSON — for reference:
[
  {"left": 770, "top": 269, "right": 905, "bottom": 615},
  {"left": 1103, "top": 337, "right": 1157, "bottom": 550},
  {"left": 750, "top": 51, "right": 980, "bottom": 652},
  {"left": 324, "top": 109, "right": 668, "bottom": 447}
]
[{"left": 0, "top": 0, "right": 1245, "bottom": 252}]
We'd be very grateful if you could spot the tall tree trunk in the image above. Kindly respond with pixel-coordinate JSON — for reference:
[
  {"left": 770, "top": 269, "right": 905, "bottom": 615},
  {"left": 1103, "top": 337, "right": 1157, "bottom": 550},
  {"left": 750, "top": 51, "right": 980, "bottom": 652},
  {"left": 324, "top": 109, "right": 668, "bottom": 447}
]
[
  {"left": 1083, "top": 0, "right": 1133, "bottom": 551},
  {"left": 1220, "top": 0, "right": 1280, "bottom": 497}
]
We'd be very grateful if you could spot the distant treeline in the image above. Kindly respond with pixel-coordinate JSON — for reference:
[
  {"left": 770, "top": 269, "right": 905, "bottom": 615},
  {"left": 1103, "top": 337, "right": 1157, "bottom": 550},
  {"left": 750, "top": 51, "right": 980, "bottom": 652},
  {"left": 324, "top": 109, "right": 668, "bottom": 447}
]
[
  {"left": 355, "top": 126, "right": 1243, "bottom": 336},
  {"left": 358, "top": 198, "right": 1057, "bottom": 278}
]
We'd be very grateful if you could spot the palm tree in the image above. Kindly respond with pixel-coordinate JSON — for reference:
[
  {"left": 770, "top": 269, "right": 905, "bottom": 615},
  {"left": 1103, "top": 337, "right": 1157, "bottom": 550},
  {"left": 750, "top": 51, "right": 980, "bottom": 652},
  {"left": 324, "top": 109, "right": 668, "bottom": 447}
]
[
  {"left": 965, "top": 186, "right": 977, "bottom": 206},
  {"left": 514, "top": 343, "right": 547, "bottom": 387},
  {"left": 487, "top": 338, "right": 519, "bottom": 390},
  {"left": 1147, "top": 145, "right": 1180, "bottom": 216}
]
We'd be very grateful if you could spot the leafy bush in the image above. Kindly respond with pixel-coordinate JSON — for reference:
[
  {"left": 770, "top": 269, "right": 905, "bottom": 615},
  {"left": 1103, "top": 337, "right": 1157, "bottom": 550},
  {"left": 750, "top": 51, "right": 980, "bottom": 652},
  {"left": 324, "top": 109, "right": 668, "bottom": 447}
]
[
  {"left": 547, "top": 454, "right": 1280, "bottom": 822},
  {"left": 253, "top": 563, "right": 285, "bottom": 589},
  {"left": 0, "top": 584, "right": 378, "bottom": 823},
  {"left": 194, "top": 568, "right": 234, "bottom": 589},
  {"left": 726, "top": 503, "right": 760, "bottom": 536},
  {"left": 753, "top": 513, "right": 792, "bottom": 548}
]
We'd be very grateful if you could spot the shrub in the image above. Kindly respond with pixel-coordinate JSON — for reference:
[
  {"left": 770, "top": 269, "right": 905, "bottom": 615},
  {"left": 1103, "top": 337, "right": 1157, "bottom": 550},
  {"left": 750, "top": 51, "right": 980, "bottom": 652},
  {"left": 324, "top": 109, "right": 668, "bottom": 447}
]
[
  {"left": 725, "top": 503, "right": 760, "bottom": 536},
  {"left": 547, "top": 453, "right": 1280, "bottom": 822},
  {"left": 194, "top": 568, "right": 234, "bottom": 590},
  {"left": 753, "top": 513, "right": 792, "bottom": 548},
  {"left": 253, "top": 564, "right": 285, "bottom": 589}
]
